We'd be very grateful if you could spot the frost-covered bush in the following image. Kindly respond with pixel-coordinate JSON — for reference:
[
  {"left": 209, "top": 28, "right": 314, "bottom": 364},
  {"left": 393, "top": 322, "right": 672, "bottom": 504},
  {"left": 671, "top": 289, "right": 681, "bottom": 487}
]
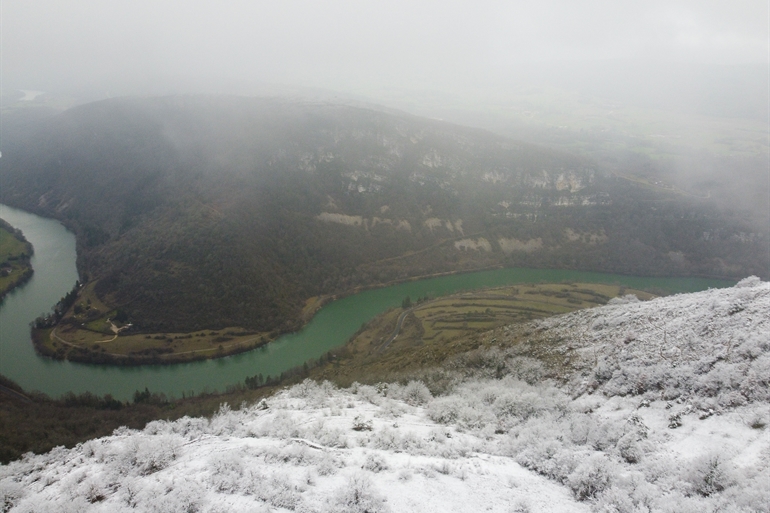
[
  {"left": 261, "top": 442, "right": 321, "bottom": 468},
  {"left": 515, "top": 438, "right": 577, "bottom": 483},
  {"left": 117, "top": 434, "right": 182, "bottom": 476},
  {"left": 142, "top": 478, "right": 207, "bottom": 513},
  {"left": 427, "top": 395, "right": 465, "bottom": 424},
  {"left": 446, "top": 348, "right": 546, "bottom": 385},
  {"left": 493, "top": 390, "right": 542, "bottom": 421},
  {"left": 168, "top": 416, "right": 209, "bottom": 440},
  {"left": 427, "top": 378, "right": 566, "bottom": 433},
  {"left": 608, "top": 294, "right": 640, "bottom": 305},
  {"left": 387, "top": 380, "right": 432, "bottom": 406},
  {"left": 362, "top": 452, "right": 389, "bottom": 473},
  {"left": 0, "top": 479, "right": 24, "bottom": 512},
  {"left": 735, "top": 276, "right": 762, "bottom": 288},
  {"left": 683, "top": 454, "right": 734, "bottom": 497},
  {"left": 305, "top": 420, "right": 349, "bottom": 448},
  {"left": 207, "top": 452, "right": 246, "bottom": 493},
  {"left": 317, "top": 451, "right": 343, "bottom": 476},
  {"left": 505, "top": 357, "right": 546, "bottom": 385},
  {"left": 244, "top": 471, "right": 304, "bottom": 510},
  {"left": 616, "top": 433, "right": 644, "bottom": 464},
  {"left": 350, "top": 383, "right": 384, "bottom": 405},
  {"left": 326, "top": 473, "right": 389, "bottom": 513},
  {"left": 594, "top": 476, "right": 658, "bottom": 513},
  {"left": 567, "top": 453, "right": 614, "bottom": 500},
  {"left": 352, "top": 415, "right": 373, "bottom": 431},
  {"left": 569, "top": 413, "right": 624, "bottom": 450}
]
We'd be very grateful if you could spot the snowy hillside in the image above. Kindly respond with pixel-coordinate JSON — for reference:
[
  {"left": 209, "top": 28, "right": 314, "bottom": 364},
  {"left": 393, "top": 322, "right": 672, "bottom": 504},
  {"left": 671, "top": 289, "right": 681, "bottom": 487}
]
[{"left": 2, "top": 278, "right": 769, "bottom": 512}]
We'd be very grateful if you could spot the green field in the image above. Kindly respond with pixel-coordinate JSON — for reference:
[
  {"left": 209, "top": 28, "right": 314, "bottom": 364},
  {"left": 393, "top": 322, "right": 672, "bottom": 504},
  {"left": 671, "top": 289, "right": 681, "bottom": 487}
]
[
  {"left": 309, "top": 282, "right": 653, "bottom": 385},
  {"left": 0, "top": 223, "right": 33, "bottom": 298}
]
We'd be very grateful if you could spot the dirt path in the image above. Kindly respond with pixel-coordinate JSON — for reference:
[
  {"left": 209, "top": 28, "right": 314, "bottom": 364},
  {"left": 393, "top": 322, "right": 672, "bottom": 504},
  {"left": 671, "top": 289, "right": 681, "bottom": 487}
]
[{"left": 376, "top": 298, "right": 443, "bottom": 354}]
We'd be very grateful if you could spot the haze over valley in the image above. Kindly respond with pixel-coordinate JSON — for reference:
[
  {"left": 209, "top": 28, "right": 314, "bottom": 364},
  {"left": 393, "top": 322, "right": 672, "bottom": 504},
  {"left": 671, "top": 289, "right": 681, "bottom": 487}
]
[{"left": 1, "top": 2, "right": 768, "bottom": 511}]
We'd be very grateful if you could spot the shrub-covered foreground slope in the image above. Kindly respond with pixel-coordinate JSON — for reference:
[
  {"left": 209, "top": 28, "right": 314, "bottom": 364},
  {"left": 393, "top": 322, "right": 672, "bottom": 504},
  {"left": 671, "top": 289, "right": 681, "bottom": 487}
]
[{"left": 1, "top": 279, "right": 768, "bottom": 512}]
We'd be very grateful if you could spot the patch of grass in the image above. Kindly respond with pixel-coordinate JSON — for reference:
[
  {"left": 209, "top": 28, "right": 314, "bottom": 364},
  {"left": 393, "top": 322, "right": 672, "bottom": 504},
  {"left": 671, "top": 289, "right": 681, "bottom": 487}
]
[
  {"left": 0, "top": 224, "right": 33, "bottom": 298},
  {"left": 307, "top": 282, "right": 653, "bottom": 385},
  {"left": 43, "top": 324, "right": 273, "bottom": 365}
]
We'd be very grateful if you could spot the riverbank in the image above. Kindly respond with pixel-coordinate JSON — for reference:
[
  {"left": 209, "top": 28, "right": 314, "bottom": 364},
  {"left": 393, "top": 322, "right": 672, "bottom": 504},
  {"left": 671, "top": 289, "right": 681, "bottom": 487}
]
[
  {"left": 31, "top": 324, "right": 275, "bottom": 365},
  {"left": 30, "top": 262, "right": 713, "bottom": 367},
  {"left": 0, "top": 219, "right": 34, "bottom": 301}
]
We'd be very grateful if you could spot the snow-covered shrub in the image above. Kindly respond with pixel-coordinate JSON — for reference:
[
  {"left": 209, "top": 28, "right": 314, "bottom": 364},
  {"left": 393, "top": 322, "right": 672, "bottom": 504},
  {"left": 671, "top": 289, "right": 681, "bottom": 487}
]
[
  {"left": 211, "top": 402, "right": 253, "bottom": 436},
  {"left": 515, "top": 436, "right": 574, "bottom": 482},
  {"left": 327, "top": 473, "right": 389, "bottom": 513},
  {"left": 287, "top": 379, "right": 338, "bottom": 408},
  {"left": 208, "top": 451, "right": 245, "bottom": 493},
  {"left": 362, "top": 453, "right": 389, "bottom": 473},
  {"left": 397, "top": 468, "right": 413, "bottom": 481},
  {"left": 306, "top": 420, "right": 349, "bottom": 448},
  {"left": 143, "top": 419, "right": 174, "bottom": 436},
  {"left": 694, "top": 361, "right": 744, "bottom": 398},
  {"left": 0, "top": 479, "right": 24, "bottom": 512},
  {"left": 608, "top": 294, "right": 640, "bottom": 305},
  {"left": 388, "top": 380, "right": 432, "bottom": 406},
  {"left": 493, "top": 389, "right": 542, "bottom": 421},
  {"left": 595, "top": 475, "right": 659, "bottom": 513},
  {"left": 722, "top": 470, "right": 770, "bottom": 513},
  {"left": 593, "top": 359, "right": 615, "bottom": 384},
  {"left": 316, "top": 452, "right": 343, "bottom": 476},
  {"left": 143, "top": 478, "right": 206, "bottom": 513},
  {"left": 352, "top": 415, "right": 373, "bottom": 431},
  {"left": 254, "top": 410, "right": 302, "bottom": 439},
  {"left": 350, "top": 384, "right": 384, "bottom": 405},
  {"left": 370, "top": 426, "right": 401, "bottom": 451},
  {"left": 504, "top": 357, "right": 542, "bottom": 385},
  {"left": 114, "top": 434, "right": 181, "bottom": 476},
  {"left": 566, "top": 413, "right": 623, "bottom": 451},
  {"left": 246, "top": 471, "right": 304, "bottom": 510},
  {"left": 684, "top": 454, "right": 734, "bottom": 497},
  {"left": 735, "top": 276, "right": 762, "bottom": 288},
  {"left": 616, "top": 433, "right": 644, "bottom": 464},
  {"left": 427, "top": 395, "right": 465, "bottom": 424},
  {"left": 742, "top": 355, "right": 770, "bottom": 402},
  {"left": 375, "top": 397, "right": 408, "bottom": 419},
  {"left": 567, "top": 453, "right": 614, "bottom": 500},
  {"left": 15, "top": 495, "right": 91, "bottom": 513},
  {"left": 169, "top": 415, "right": 209, "bottom": 440},
  {"left": 262, "top": 442, "right": 320, "bottom": 467}
]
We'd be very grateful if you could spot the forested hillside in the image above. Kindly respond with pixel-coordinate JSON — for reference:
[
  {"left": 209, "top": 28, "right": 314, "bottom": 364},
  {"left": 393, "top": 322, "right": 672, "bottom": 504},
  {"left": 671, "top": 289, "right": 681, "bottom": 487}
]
[{"left": 0, "top": 96, "right": 765, "bottom": 334}]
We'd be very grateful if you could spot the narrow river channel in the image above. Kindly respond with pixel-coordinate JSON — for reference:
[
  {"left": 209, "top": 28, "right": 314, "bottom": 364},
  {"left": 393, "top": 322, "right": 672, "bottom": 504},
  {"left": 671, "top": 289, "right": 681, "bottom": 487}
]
[{"left": 0, "top": 203, "right": 734, "bottom": 401}]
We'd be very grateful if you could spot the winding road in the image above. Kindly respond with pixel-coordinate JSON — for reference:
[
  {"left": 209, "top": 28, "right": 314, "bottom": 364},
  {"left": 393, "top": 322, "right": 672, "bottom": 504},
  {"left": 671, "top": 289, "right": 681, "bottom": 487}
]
[
  {"left": 377, "top": 307, "right": 414, "bottom": 354},
  {"left": 377, "top": 298, "right": 440, "bottom": 354}
]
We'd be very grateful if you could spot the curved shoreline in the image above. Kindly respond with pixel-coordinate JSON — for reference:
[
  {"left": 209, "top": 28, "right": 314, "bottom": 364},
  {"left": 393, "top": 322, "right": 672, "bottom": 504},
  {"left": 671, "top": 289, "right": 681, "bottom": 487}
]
[
  {"left": 0, "top": 218, "right": 35, "bottom": 302},
  {"left": 36, "top": 262, "right": 737, "bottom": 367}
]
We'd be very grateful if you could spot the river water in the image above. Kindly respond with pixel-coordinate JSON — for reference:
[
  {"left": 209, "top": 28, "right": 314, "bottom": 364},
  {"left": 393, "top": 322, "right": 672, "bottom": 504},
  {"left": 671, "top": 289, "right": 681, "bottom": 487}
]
[{"left": 0, "top": 203, "right": 734, "bottom": 400}]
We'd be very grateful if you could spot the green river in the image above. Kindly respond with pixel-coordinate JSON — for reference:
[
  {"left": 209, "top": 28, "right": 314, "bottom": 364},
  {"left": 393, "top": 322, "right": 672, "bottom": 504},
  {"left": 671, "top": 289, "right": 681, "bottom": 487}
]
[{"left": 0, "top": 203, "right": 735, "bottom": 401}]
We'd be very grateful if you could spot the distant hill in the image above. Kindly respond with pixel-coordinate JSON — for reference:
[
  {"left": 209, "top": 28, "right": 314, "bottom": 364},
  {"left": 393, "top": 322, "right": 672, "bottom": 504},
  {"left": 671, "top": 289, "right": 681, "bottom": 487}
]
[{"left": 0, "top": 96, "right": 766, "bottom": 333}]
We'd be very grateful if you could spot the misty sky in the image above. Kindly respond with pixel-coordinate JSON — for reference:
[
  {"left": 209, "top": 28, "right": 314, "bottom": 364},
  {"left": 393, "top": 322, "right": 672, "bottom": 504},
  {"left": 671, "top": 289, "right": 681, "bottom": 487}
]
[{"left": 2, "top": 0, "right": 768, "bottom": 95}]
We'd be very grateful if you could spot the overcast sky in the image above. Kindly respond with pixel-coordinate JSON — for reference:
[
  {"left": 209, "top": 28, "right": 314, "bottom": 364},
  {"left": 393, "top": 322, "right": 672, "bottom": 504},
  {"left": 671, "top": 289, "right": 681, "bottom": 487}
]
[{"left": 2, "top": 0, "right": 768, "bottom": 95}]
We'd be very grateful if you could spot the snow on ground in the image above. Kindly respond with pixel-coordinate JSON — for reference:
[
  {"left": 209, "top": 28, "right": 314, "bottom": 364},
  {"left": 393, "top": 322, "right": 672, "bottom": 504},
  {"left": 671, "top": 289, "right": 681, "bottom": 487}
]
[
  {"left": 2, "top": 278, "right": 769, "bottom": 512},
  {"left": 1, "top": 382, "right": 587, "bottom": 513}
]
